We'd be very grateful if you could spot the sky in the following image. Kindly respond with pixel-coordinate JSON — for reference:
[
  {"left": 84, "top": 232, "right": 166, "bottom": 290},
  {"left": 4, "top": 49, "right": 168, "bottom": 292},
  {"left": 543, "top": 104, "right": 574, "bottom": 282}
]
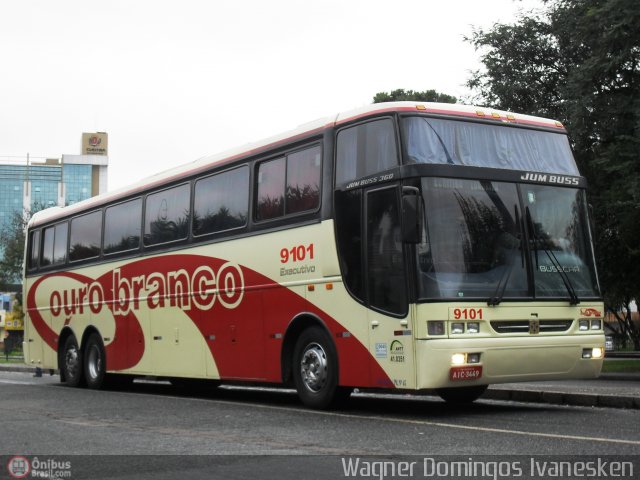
[{"left": 1, "top": 0, "right": 542, "bottom": 191}]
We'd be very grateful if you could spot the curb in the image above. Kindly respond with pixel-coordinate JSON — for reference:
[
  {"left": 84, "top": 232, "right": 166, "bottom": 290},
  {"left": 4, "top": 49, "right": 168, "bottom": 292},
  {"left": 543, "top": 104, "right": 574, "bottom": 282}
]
[
  {"left": 2, "top": 364, "right": 638, "bottom": 410},
  {"left": 485, "top": 387, "right": 640, "bottom": 410}
]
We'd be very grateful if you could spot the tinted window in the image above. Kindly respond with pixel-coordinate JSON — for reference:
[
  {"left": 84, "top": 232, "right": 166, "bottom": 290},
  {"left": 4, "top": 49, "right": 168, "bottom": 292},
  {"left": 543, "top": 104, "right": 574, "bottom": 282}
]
[
  {"left": 53, "top": 223, "right": 68, "bottom": 265},
  {"left": 335, "top": 189, "right": 364, "bottom": 302},
  {"left": 193, "top": 167, "right": 249, "bottom": 236},
  {"left": 256, "top": 157, "right": 285, "bottom": 221},
  {"left": 286, "top": 146, "right": 321, "bottom": 214},
  {"left": 367, "top": 188, "right": 407, "bottom": 315},
  {"left": 104, "top": 198, "right": 142, "bottom": 254},
  {"left": 336, "top": 119, "right": 398, "bottom": 185},
  {"left": 70, "top": 211, "right": 102, "bottom": 262},
  {"left": 256, "top": 145, "right": 322, "bottom": 221},
  {"left": 144, "top": 184, "right": 190, "bottom": 245},
  {"left": 41, "top": 227, "right": 54, "bottom": 266},
  {"left": 29, "top": 230, "right": 40, "bottom": 269}
]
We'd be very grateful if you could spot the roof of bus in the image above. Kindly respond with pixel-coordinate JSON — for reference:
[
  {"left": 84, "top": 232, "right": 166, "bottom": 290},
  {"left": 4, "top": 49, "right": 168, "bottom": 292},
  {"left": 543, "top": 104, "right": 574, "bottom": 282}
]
[{"left": 28, "top": 101, "right": 565, "bottom": 228}]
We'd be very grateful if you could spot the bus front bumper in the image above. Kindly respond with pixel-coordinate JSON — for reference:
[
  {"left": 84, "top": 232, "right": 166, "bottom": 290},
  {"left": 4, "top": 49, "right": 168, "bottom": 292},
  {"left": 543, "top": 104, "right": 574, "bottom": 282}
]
[{"left": 415, "top": 334, "right": 604, "bottom": 390}]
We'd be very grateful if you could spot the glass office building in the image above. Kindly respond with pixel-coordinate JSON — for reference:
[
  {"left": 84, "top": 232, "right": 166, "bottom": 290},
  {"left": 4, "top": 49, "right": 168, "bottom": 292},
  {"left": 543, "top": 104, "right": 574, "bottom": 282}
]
[{"left": 0, "top": 155, "right": 108, "bottom": 230}]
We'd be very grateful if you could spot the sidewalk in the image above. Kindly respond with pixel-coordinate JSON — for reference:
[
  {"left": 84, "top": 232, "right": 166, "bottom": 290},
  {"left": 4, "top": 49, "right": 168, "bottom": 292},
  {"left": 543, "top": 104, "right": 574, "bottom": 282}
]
[
  {"left": 2, "top": 362, "right": 639, "bottom": 410},
  {"left": 486, "top": 373, "right": 640, "bottom": 410}
]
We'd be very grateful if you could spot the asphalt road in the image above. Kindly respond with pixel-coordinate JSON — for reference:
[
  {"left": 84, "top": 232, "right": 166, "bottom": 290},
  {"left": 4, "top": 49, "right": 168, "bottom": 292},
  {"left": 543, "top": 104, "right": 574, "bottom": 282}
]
[{"left": 0, "top": 370, "right": 638, "bottom": 479}]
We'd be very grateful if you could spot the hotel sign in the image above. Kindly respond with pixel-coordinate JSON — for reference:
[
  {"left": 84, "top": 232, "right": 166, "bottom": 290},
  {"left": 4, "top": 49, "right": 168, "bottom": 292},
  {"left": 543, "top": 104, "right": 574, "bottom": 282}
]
[{"left": 82, "top": 132, "right": 108, "bottom": 156}]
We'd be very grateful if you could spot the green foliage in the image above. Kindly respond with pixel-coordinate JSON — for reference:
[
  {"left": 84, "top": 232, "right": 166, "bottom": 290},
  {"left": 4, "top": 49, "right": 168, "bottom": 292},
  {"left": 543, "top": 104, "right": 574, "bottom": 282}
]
[
  {"left": 467, "top": 0, "right": 640, "bottom": 347},
  {"left": 0, "top": 210, "right": 30, "bottom": 290},
  {"left": 373, "top": 88, "right": 457, "bottom": 104}
]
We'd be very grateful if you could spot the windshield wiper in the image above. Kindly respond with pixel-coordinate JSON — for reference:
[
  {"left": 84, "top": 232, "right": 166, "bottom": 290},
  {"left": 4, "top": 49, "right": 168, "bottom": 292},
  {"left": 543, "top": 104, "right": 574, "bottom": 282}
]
[
  {"left": 525, "top": 207, "right": 580, "bottom": 305},
  {"left": 488, "top": 205, "right": 523, "bottom": 306}
]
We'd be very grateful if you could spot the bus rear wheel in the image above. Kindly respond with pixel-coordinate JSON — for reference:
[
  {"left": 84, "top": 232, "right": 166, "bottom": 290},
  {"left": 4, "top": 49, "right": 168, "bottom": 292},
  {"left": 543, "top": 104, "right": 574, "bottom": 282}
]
[
  {"left": 436, "top": 385, "right": 488, "bottom": 404},
  {"left": 61, "top": 335, "right": 84, "bottom": 387},
  {"left": 84, "top": 333, "right": 106, "bottom": 389},
  {"left": 293, "top": 326, "right": 350, "bottom": 409}
]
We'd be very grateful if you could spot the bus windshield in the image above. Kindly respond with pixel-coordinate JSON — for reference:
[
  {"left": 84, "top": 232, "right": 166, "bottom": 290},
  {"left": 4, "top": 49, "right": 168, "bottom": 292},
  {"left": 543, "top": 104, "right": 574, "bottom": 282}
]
[
  {"left": 416, "top": 177, "right": 599, "bottom": 302},
  {"left": 402, "top": 116, "right": 579, "bottom": 175}
]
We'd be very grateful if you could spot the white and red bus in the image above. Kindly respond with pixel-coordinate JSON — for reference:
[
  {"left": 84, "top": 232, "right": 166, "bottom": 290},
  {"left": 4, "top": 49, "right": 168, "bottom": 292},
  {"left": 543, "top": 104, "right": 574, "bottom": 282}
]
[{"left": 23, "top": 102, "right": 605, "bottom": 408}]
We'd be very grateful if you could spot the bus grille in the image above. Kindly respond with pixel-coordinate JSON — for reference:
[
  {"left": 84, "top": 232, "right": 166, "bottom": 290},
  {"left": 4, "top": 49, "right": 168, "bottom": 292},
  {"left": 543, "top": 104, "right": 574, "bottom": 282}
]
[{"left": 489, "top": 320, "right": 573, "bottom": 334}]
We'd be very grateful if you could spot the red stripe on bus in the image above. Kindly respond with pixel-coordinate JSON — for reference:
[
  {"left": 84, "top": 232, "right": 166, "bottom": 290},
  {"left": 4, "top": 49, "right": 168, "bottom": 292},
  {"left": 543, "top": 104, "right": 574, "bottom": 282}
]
[{"left": 26, "top": 254, "right": 393, "bottom": 388}]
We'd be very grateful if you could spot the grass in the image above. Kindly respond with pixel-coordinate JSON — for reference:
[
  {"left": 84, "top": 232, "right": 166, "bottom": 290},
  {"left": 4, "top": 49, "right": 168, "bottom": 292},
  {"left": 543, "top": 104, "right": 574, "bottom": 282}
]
[
  {"left": 0, "top": 356, "right": 25, "bottom": 364},
  {"left": 602, "top": 359, "right": 640, "bottom": 374}
]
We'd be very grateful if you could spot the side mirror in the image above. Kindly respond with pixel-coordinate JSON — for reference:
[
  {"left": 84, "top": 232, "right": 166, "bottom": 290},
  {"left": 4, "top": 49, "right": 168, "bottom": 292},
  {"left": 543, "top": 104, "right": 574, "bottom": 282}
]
[{"left": 402, "top": 186, "right": 423, "bottom": 244}]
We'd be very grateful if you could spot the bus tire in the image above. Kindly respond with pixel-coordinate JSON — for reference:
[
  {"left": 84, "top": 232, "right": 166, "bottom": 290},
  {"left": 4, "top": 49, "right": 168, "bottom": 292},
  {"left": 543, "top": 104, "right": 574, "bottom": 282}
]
[
  {"left": 436, "top": 385, "right": 488, "bottom": 404},
  {"left": 84, "top": 332, "right": 106, "bottom": 389},
  {"left": 293, "top": 326, "right": 350, "bottom": 409},
  {"left": 61, "top": 335, "right": 84, "bottom": 387}
]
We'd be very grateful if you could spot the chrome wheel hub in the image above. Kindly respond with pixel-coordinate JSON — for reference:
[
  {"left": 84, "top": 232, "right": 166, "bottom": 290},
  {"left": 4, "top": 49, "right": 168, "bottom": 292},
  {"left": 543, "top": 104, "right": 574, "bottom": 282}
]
[
  {"left": 65, "top": 346, "right": 80, "bottom": 379},
  {"left": 300, "top": 343, "right": 328, "bottom": 392}
]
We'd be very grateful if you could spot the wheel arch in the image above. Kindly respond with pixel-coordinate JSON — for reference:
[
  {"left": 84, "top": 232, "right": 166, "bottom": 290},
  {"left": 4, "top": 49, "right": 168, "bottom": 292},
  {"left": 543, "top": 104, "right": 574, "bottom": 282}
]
[{"left": 281, "top": 312, "right": 334, "bottom": 385}]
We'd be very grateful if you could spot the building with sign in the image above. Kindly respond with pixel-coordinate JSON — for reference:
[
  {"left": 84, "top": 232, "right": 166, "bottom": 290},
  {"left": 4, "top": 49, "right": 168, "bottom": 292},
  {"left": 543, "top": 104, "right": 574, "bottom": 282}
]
[{"left": 0, "top": 133, "right": 109, "bottom": 290}]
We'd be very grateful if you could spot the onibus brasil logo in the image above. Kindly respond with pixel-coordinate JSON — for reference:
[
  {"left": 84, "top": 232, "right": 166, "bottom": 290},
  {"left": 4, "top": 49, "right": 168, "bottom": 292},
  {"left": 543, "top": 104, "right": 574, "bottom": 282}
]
[{"left": 7, "top": 456, "right": 72, "bottom": 478}]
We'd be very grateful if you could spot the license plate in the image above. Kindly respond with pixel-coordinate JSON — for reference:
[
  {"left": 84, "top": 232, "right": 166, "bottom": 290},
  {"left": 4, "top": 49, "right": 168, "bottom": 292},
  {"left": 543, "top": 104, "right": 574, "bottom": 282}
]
[{"left": 450, "top": 365, "right": 483, "bottom": 381}]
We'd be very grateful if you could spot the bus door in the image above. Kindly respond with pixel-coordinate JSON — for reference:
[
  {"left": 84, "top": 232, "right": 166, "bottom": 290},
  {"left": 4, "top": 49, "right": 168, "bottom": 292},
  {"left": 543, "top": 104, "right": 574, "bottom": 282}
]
[{"left": 364, "top": 185, "right": 416, "bottom": 390}]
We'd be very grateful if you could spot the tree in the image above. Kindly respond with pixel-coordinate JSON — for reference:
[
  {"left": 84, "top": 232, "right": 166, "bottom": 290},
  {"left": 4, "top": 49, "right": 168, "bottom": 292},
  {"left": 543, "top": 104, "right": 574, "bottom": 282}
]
[
  {"left": 466, "top": 0, "right": 640, "bottom": 348},
  {"left": 373, "top": 88, "right": 457, "bottom": 104},
  {"left": 0, "top": 209, "right": 31, "bottom": 291}
]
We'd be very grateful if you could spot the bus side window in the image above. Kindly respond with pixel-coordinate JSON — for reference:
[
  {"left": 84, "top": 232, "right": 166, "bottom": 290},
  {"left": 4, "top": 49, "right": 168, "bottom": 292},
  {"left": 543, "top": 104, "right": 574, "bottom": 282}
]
[
  {"left": 286, "top": 146, "right": 321, "bottom": 214},
  {"left": 256, "top": 157, "right": 286, "bottom": 221},
  {"left": 41, "top": 227, "right": 54, "bottom": 266},
  {"left": 104, "top": 198, "right": 142, "bottom": 254},
  {"left": 336, "top": 118, "right": 398, "bottom": 185},
  {"left": 144, "top": 184, "right": 190, "bottom": 246},
  {"left": 28, "top": 230, "right": 40, "bottom": 269},
  {"left": 69, "top": 211, "right": 102, "bottom": 262},
  {"left": 193, "top": 166, "right": 249, "bottom": 236},
  {"left": 53, "top": 222, "right": 68, "bottom": 265},
  {"left": 255, "top": 144, "right": 322, "bottom": 222}
]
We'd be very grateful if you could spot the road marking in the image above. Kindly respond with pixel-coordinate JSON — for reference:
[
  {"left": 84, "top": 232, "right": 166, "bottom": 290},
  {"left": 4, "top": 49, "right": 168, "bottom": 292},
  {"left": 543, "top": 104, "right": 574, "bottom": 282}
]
[
  {"left": 190, "top": 390, "right": 640, "bottom": 447},
  {"left": 108, "top": 384, "right": 640, "bottom": 447},
  {"left": 8, "top": 376, "right": 640, "bottom": 447}
]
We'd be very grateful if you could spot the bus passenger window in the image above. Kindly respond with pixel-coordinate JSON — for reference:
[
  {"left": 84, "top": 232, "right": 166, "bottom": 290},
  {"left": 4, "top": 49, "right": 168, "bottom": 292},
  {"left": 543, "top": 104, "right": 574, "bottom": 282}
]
[
  {"left": 144, "top": 184, "right": 190, "bottom": 246},
  {"left": 286, "top": 146, "right": 321, "bottom": 214},
  {"left": 193, "top": 166, "right": 249, "bottom": 235},
  {"left": 28, "top": 230, "right": 40, "bottom": 269},
  {"left": 41, "top": 227, "right": 54, "bottom": 266},
  {"left": 256, "top": 158, "right": 285, "bottom": 220},
  {"left": 53, "top": 223, "right": 68, "bottom": 265},
  {"left": 69, "top": 211, "right": 102, "bottom": 262},
  {"left": 104, "top": 198, "right": 142, "bottom": 254}
]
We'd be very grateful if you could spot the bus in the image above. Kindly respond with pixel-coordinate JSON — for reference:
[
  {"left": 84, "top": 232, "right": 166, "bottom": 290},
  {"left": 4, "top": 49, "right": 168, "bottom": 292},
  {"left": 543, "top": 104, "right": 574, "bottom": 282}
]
[{"left": 23, "top": 102, "right": 605, "bottom": 409}]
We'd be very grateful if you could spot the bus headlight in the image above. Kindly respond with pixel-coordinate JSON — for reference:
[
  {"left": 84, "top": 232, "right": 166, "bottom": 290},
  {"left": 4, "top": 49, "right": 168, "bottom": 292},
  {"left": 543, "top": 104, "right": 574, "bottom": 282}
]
[
  {"left": 579, "top": 320, "right": 589, "bottom": 331},
  {"left": 590, "top": 320, "right": 602, "bottom": 330},
  {"left": 582, "top": 347, "right": 604, "bottom": 359},
  {"left": 451, "top": 353, "right": 466, "bottom": 365}
]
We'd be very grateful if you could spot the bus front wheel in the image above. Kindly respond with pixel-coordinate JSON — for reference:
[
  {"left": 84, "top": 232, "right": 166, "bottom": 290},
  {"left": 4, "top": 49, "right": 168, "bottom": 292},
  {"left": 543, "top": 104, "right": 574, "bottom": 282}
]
[
  {"left": 61, "top": 335, "right": 84, "bottom": 387},
  {"left": 436, "top": 385, "right": 488, "bottom": 404},
  {"left": 293, "top": 326, "right": 350, "bottom": 409}
]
